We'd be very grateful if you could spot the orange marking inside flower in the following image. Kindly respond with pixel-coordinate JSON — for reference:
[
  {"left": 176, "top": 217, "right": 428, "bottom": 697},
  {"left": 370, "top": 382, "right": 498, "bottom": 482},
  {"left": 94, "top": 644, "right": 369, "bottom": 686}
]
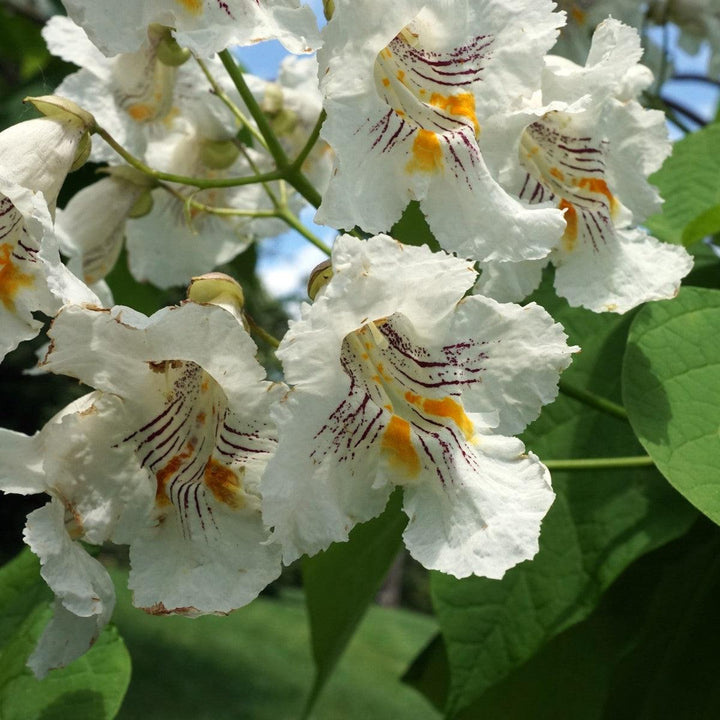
[
  {"left": 559, "top": 199, "right": 578, "bottom": 251},
  {"left": 573, "top": 176, "right": 617, "bottom": 215},
  {"left": 406, "top": 129, "right": 443, "bottom": 173},
  {"left": 430, "top": 92, "right": 479, "bottom": 136},
  {"left": 382, "top": 77, "right": 390, "bottom": 87},
  {"left": 0, "top": 243, "right": 34, "bottom": 312},
  {"left": 204, "top": 458, "right": 244, "bottom": 509},
  {"left": 175, "top": 0, "right": 203, "bottom": 14},
  {"left": 549, "top": 166, "right": 565, "bottom": 182},
  {"left": 571, "top": 5, "right": 587, "bottom": 24},
  {"left": 155, "top": 450, "right": 190, "bottom": 507},
  {"left": 381, "top": 415, "right": 420, "bottom": 476},
  {"left": 396, "top": 69, "right": 406, "bottom": 83},
  {"left": 127, "top": 103, "right": 154, "bottom": 122},
  {"left": 405, "top": 392, "right": 475, "bottom": 441}
]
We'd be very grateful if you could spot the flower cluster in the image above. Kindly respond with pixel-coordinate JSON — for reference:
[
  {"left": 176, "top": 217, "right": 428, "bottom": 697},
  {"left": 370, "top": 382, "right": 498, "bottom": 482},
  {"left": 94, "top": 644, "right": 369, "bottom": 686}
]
[{"left": 0, "top": 0, "right": 698, "bottom": 678}]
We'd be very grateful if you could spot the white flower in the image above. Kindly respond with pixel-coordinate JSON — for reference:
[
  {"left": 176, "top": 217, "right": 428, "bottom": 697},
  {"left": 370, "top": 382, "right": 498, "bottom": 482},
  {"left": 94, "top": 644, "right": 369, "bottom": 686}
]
[
  {"left": 59, "top": 0, "right": 321, "bottom": 57},
  {"left": 478, "top": 20, "right": 693, "bottom": 313},
  {"left": 0, "top": 100, "right": 98, "bottom": 360},
  {"left": 262, "top": 234, "right": 577, "bottom": 579},
  {"left": 314, "top": 0, "right": 567, "bottom": 262},
  {"left": 55, "top": 170, "right": 152, "bottom": 302},
  {"left": 0, "top": 391, "right": 153, "bottom": 677},
  {"left": 40, "top": 295, "right": 284, "bottom": 615},
  {"left": 43, "top": 17, "right": 232, "bottom": 164},
  {"left": 551, "top": 0, "right": 646, "bottom": 65},
  {"left": 124, "top": 124, "right": 291, "bottom": 288}
]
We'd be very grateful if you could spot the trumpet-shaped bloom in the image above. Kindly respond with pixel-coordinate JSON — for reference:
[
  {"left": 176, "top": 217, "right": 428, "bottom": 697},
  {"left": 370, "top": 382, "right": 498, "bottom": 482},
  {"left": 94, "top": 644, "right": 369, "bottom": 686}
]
[
  {"left": 315, "top": 0, "right": 567, "bottom": 262},
  {"left": 41, "top": 299, "right": 283, "bottom": 615},
  {"left": 477, "top": 20, "right": 693, "bottom": 313},
  {"left": 60, "top": 0, "right": 320, "bottom": 57},
  {"left": 44, "top": 17, "right": 235, "bottom": 164},
  {"left": 0, "top": 391, "right": 153, "bottom": 676},
  {"left": 0, "top": 106, "right": 98, "bottom": 360},
  {"left": 124, "top": 125, "right": 290, "bottom": 288},
  {"left": 55, "top": 172, "right": 151, "bottom": 303},
  {"left": 551, "top": 0, "right": 645, "bottom": 64},
  {"left": 262, "top": 234, "right": 577, "bottom": 579}
]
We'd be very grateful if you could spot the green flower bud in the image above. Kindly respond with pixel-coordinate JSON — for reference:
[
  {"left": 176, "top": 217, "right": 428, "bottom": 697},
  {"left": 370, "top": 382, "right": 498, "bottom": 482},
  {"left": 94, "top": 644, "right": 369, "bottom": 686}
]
[
  {"left": 308, "top": 259, "right": 333, "bottom": 300},
  {"left": 199, "top": 139, "right": 241, "bottom": 170}
]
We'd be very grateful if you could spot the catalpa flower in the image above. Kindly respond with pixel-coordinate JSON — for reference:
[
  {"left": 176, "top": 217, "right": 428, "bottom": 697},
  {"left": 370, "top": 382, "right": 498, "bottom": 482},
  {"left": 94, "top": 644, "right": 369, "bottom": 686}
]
[
  {"left": 315, "top": 0, "right": 567, "bottom": 262},
  {"left": 551, "top": 0, "right": 645, "bottom": 65},
  {"left": 0, "top": 97, "right": 98, "bottom": 361},
  {"left": 42, "top": 282, "right": 284, "bottom": 615},
  {"left": 262, "top": 235, "right": 577, "bottom": 579},
  {"left": 477, "top": 20, "right": 693, "bottom": 313},
  {"left": 55, "top": 169, "right": 154, "bottom": 303},
  {"left": 0, "top": 391, "right": 153, "bottom": 676},
  {"left": 60, "top": 0, "right": 320, "bottom": 57},
  {"left": 124, "top": 123, "right": 290, "bottom": 288},
  {"left": 44, "top": 17, "right": 220, "bottom": 164}
]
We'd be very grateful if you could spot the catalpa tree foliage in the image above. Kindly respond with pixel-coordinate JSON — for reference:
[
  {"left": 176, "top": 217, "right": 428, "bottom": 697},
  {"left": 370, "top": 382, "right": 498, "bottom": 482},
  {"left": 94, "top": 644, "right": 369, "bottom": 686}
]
[{"left": 0, "top": 0, "right": 719, "bottom": 717}]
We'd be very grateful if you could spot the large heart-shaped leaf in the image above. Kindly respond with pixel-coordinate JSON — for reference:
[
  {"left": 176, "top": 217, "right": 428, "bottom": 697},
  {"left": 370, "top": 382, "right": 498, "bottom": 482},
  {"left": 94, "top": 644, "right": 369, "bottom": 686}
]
[{"left": 623, "top": 286, "right": 720, "bottom": 524}]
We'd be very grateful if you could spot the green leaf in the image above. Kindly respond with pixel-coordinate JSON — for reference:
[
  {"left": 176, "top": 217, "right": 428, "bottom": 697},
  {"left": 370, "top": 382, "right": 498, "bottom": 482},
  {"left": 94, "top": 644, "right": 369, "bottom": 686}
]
[
  {"left": 301, "top": 490, "right": 407, "bottom": 716},
  {"left": 0, "top": 551, "right": 131, "bottom": 720},
  {"left": 682, "top": 205, "right": 720, "bottom": 246},
  {"left": 420, "top": 520, "right": 720, "bottom": 720},
  {"left": 422, "top": 276, "right": 696, "bottom": 719},
  {"left": 646, "top": 122, "right": 720, "bottom": 246},
  {"left": 390, "top": 202, "right": 441, "bottom": 251},
  {"left": 603, "top": 520, "right": 720, "bottom": 719},
  {"left": 623, "top": 286, "right": 720, "bottom": 525},
  {"left": 104, "top": 249, "right": 183, "bottom": 316}
]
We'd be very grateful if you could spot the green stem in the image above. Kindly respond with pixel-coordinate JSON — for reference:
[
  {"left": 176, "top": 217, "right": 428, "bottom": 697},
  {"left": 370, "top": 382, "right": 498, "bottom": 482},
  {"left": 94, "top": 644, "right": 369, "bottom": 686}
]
[
  {"left": 195, "top": 56, "right": 269, "bottom": 151},
  {"left": 245, "top": 314, "right": 281, "bottom": 349},
  {"left": 285, "top": 164, "right": 323, "bottom": 209},
  {"left": 292, "top": 109, "right": 326, "bottom": 172},
  {"left": 95, "top": 125, "right": 284, "bottom": 188},
  {"left": 545, "top": 456, "right": 655, "bottom": 472},
  {"left": 278, "top": 207, "right": 332, "bottom": 255},
  {"left": 559, "top": 380, "right": 629, "bottom": 422},
  {"left": 219, "top": 49, "right": 290, "bottom": 168},
  {"left": 218, "top": 50, "right": 323, "bottom": 209}
]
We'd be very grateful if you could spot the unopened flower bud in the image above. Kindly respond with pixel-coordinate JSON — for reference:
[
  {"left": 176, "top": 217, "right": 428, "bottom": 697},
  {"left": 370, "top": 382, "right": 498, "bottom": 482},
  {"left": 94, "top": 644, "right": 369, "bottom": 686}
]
[
  {"left": 25, "top": 95, "right": 96, "bottom": 130},
  {"left": 128, "top": 189, "right": 154, "bottom": 218},
  {"left": 188, "top": 272, "right": 248, "bottom": 328},
  {"left": 261, "top": 84, "right": 284, "bottom": 116},
  {"left": 307, "top": 259, "right": 333, "bottom": 300},
  {"left": 199, "top": 139, "right": 241, "bottom": 170},
  {"left": 155, "top": 28, "right": 192, "bottom": 67}
]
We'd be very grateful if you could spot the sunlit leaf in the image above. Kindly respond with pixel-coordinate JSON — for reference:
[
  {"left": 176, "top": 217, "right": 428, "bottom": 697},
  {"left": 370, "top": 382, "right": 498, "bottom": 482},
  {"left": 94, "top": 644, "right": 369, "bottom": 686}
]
[
  {"left": 646, "top": 122, "right": 720, "bottom": 246},
  {"left": 623, "top": 286, "right": 720, "bottom": 524}
]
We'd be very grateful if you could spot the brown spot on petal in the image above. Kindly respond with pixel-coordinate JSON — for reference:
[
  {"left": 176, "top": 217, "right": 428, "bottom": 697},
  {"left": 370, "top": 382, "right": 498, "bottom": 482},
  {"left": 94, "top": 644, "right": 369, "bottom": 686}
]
[{"left": 148, "top": 359, "right": 183, "bottom": 373}]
